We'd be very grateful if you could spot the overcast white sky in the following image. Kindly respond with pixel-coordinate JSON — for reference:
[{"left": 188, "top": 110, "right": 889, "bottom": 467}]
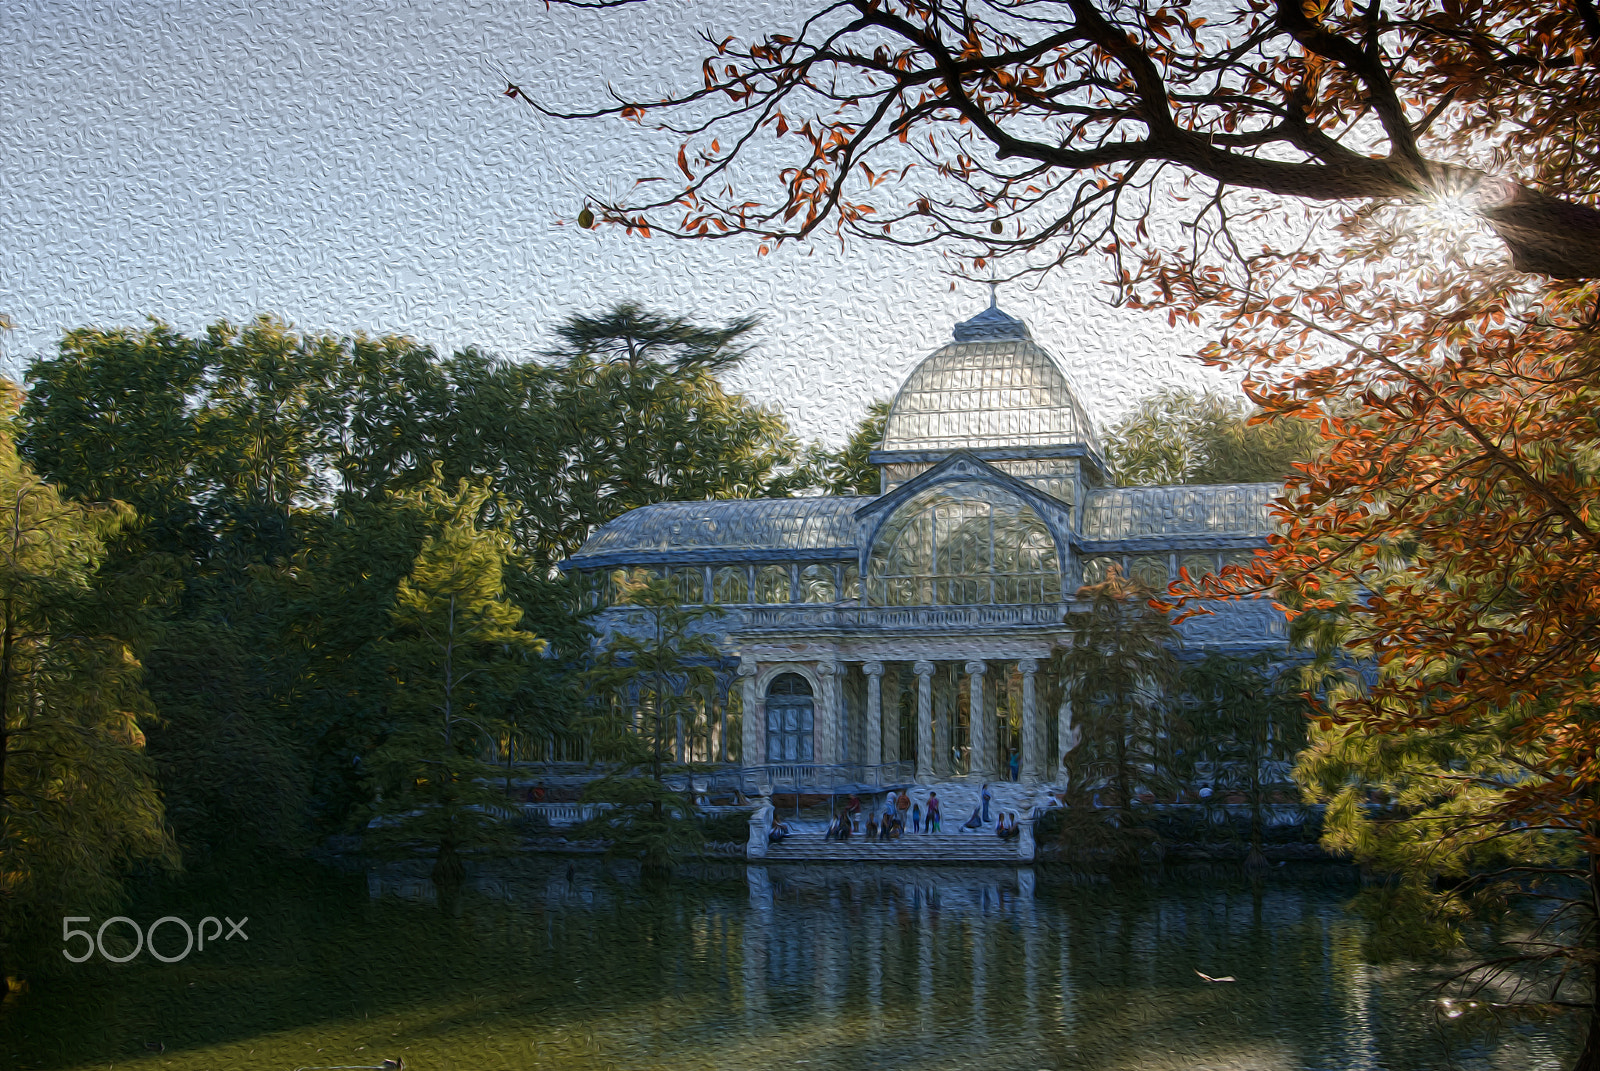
[{"left": 2, "top": 0, "right": 1241, "bottom": 445}]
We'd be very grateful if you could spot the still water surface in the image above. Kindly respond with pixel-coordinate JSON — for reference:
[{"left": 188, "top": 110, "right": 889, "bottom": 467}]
[{"left": 0, "top": 861, "right": 1579, "bottom": 1070}]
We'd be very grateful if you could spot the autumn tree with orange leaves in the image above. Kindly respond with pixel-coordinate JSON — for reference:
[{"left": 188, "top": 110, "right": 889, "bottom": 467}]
[{"left": 518, "top": 1, "right": 1600, "bottom": 1064}]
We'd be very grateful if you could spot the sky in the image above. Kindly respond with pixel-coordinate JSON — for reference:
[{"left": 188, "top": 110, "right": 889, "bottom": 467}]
[{"left": 2, "top": 0, "right": 1241, "bottom": 446}]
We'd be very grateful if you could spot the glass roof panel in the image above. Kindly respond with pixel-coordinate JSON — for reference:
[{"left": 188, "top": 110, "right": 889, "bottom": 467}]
[
  {"left": 881, "top": 339, "right": 1102, "bottom": 455},
  {"left": 569, "top": 497, "right": 870, "bottom": 560},
  {"left": 1079, "top": 484, "right": 1281, "bottom": 540}
]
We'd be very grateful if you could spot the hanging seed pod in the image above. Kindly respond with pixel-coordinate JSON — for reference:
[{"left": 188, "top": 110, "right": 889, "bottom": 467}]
[
  {"left": 578, "top": 208, "right": 595, "bottom": 229},
  {"left": 990, "top": 220, "right": 1003, "bottom": 234}
]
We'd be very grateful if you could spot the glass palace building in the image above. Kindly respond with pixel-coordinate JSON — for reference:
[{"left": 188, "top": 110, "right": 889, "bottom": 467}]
[{"left": 563, "top": 299, "right": 1286, "bottom": 786}]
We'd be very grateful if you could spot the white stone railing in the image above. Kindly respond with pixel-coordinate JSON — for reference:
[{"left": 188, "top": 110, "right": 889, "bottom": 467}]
[
  {"left": 521, "top": 802, "right": 611, "bottom": 828},
  {"left": 741, "top": 603, "right": 1064, "bottom": 631},
  {"left": 745, "top": 761, "right": 916, "bottom": 792}
]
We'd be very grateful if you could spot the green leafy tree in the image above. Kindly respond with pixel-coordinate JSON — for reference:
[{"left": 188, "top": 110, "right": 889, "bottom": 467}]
[
  {"left": 1054, "top": 567, "right": 1182, "bottom": 858},
  {"left": 530, "top": 303, "right": 808, "bottom": 567},
  {"left": 1295, "top": 691, "right": 1592, "bottom": 1031},
  {"left": 795, "top": 399, "right": 892, "bottom": 496},
  {"left": 362, "top": 476, "right": 546, "bottom": 889},
  {"left": 1181, "top": 652, "right": 1309, "bottom": 867},
  {"left": 581, "top": 575, "right": 722, "bottom": 881},
  {"left": 19, "top": 321, "right": 209, "bottom": 562},
  {"left": 0, "top": 390, "right": 176, "bottom": 994},
  {"left": 1101, "top": 389, "right": 1322, "bottom": 488}
]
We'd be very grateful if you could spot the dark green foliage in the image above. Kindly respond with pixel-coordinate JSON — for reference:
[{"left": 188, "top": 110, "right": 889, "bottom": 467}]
[
  {"left": 581, "top": 576, "right": 722, "bottom": 879},
  {"left": 0, "top": 391, "right": 177, "bottom": 993},
  {"left": 1103, "top": 388, "right": 1321, "bottom": 487},
  {"left": 361, "top": 477, "right": 547, "bottom": 886},
  {"left": 529, "top": 303, "right": 811, "bottom": 568},
  {"left": 698, "top": 810, "right": 754, "bottom": 844},
  {"left": 1180, "top": 653, "right": 1310, "bottom": 866},
  {"left": 1054, "top": 567, "right": 1182, "bottom": 859},
  {"left": 795, "top": 399, "right": 891, "bottom": 496},
  {"left": 14, "top": 303, "right": 806, "bottom": 876}
]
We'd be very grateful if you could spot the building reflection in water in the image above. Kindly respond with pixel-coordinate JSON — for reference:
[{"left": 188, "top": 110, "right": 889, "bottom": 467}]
[{"left": 359, "top": 860, "right": 1573, "bottom": 1070}]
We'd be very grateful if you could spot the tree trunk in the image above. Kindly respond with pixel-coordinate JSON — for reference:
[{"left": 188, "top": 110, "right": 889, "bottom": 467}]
[
  {"left": 1483, "top": 185, "right": 1600, "bottom": 280},
  {"left": 1574, "top": 850, "right": 1600, "bottom": 1071},
  {"left": 1245, "top": 739, "right": 1268, "bottom": 871},
  {"left": 1116, "top": 717, "right": 1131, "bottom": 820},
  {"left": 0, "top": 600, "right": 15, "bottom": 999},
  {"left": 431, "top": 834, "right": 465, "bottom": 890}
]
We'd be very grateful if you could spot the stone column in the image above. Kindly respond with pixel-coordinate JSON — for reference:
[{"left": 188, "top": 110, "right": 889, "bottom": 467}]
[
  {"left": 1018, "top": 657, "right": 1043, "bottom": 783},
  {"left": 882, "top": 666, "right": 903, "bottom": 764},
  {"left": 967, "top": 660, "right": 992, "bottom": 780},
  {"left": 816, "top": 660, "right": 842, "bottom": 764},
  {"left": 739, "top": 658, "right": 762, "bottom": 768},
  {"left": 863, "top": 661, "right": 884, "bottom": 769},
  {"left": 934, "top": 667, "right": 955, "bottom": 777},
  {"left": 1058, "top": 691, "right": 1081, "bottom": 786},
  {"left": 914, "top": 660, "right": 936, "bottom": 783}
]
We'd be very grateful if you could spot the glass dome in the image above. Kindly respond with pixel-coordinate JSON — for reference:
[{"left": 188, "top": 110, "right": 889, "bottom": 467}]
[{"left": 880, "top": 305, "right": 1101, "bottom": 456}]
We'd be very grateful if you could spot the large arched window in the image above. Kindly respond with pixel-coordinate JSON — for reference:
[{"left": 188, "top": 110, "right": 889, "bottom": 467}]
[
  {"left": 866, "top": 481, "right": 1061, "bottom": 606},
  {"left": 799, "top": 564, "right": 835, "bottom": 603},
  {"left": 712, "top": 566, "right": 749, "bottom": 604},
  {"left": 755, "top": 565, "right": 791, "bottom": 604},
  {"left": 765, "top": 674, "right": 814, "bottom": 762}
]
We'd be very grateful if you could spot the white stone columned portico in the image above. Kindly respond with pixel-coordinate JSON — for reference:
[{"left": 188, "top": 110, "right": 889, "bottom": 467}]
[
  {"left": 1018, "top": 657, "right": 1043, "bottom": 783},
  {"left": 966, "top": 660, "right": 992, "bottom": 780},
  {"left": 863, "top": 661, "right": 885, "bottom": 766},
  {"left": 815, "top": 660, "right": 843, "bottom": 764},
  {"left": 914, "top": 660, "right": 936, "bottom": 782},
  {"left": 739, "top": 658, "right": 762, "bottom": 766}
]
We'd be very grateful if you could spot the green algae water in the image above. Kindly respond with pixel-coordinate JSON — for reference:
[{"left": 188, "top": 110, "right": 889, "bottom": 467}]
[{"left": 0, "top": 861, "right": 1579, "bottom": 1071}]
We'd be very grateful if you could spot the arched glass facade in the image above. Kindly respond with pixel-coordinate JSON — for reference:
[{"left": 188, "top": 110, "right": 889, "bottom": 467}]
[
  {"left": 712, "top": 566, "right": 748, "bottom": 604},
  {"left": 755, "top": 565, "right": 790, "bottom": 604},
  {"left": 866, "top": 481, "right": 1060, "bottom": 606},
  {"left": 799, "top": 564, "right": 835, "bottom": 603},
  {"left": 765, "top": 673, "right": 814, "bottom": 762}
]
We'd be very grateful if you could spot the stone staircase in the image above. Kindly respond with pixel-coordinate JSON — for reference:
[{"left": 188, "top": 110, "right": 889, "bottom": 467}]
[
  {"left": 762, "top": 829, "right": 1023, "bottom": 864},
  {"left": 756, "top": 780, "right": 1052, "bottom": 865}
]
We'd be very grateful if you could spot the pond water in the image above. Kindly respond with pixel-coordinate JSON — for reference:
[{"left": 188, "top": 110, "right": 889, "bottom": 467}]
[{"left": 0, "top": 860, "right": 1580, "bottom": 1071}]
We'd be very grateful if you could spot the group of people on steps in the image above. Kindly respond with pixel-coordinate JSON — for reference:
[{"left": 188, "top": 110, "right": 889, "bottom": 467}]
[{"left": 772, "top": 783, "right": 1030, "bottom": 843}]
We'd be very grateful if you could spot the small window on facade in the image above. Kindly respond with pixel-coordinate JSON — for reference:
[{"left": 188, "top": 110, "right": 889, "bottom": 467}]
[
  {"left": 1220, "top": 550, "right": 1257, "bottom": 571},
  {"left": 842, "top": 563, "right": 861, "bottom": 600},
  {"left": 607, "top": 568, "right": 630, "bottom": 604},
  {"left": 1179, "top": 554, "right": 1215, "bottom": 581},
  {"left": 1079, "top": 556, "right": 1117, "bottom": 586},
  {"left": 712, "top": 566, "right": 749, "bottom": 604},
  {"left": 756, "top": 564, "right": 791, "bottom": 604},
  {"left": 800, "top": 564, "right": 835, "bottom": 603},
  {"left": 1131, "top": 555, "right": 1170, "bottom": 590},
  {"left": 673, "top": 567, "right": 705, "bottom": 603}
]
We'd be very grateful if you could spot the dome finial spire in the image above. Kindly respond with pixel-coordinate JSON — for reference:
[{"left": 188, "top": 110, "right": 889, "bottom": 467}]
[{"left": 953, "top": 281, "right": 1031, "bottom": 342}]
